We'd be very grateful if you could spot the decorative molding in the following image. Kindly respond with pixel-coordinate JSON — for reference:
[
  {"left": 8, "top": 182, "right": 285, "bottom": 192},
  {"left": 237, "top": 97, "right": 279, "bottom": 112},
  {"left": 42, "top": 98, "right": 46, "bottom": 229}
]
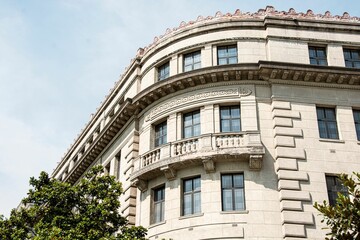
[
  {"left": 138, "top": 6, "right": 360, "bottom": 58},
  {"left": 249, "top": 154, "right": 263, "bottom": 170},
  {"left": 145, "top": 88, "right": 244, "bottom": 122}
]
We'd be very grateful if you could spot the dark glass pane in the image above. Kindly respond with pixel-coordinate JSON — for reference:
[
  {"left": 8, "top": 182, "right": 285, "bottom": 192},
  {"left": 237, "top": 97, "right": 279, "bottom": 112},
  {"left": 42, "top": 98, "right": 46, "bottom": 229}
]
[
  {"left": 222, "top": 175, "right": 232, "bottom": 188},
  {"left": 184, "top": 65, "right": 192, "bottom": 72},
  {"left": 193, "top": 178, "right": 201, "bottom": 191},
  {"left": 318, "top": 121, "right": 327, "bottom": 138},
  {"left": 317, "top": 108, "right": 325, "bottom": 119},
  {"left": 231, "top": 107, "right": 240, "bottom": 117},
  {"left": 184, "top": 127, "right": 192, "bottom": 138},
  {"left": 218, "top": 49, "right": 227, "bottom": 57},
  {"left": 327, "top": 122, "right": 339, "bottom": 139},
  {"left": 228, "top": 57, "right": 237, "bottom": 64},
  {"left": 234, "top": 189, "right": 245, "bottom": 210},
  {"left": 317, "top": 49, "right": 326, "bottom": 57},
  {"left": 218, "top": 58, "right": 227, "bottom": 65},
  {"left": 233, "top": 174, "right": 244, "bottom": 188},
  {"left": 354, "top": 61, "right": 360, "bottom": 68},
  {"left": 221, "top": 108, "right": 230, "bottom": 119},
  {"left": 193, "top": 124, "right": 201, "bottom": 136},
  {"left": 309, "top": 48, "right": 316, "bottom": 57},
  {"left": 231, "top": 119, "right": 241, "bottom": 132},
  {"left": 221, "top": 120, "right": 230, "bottom": 132},
  {"left": 352, "top": 51, "right": 359, "bottom": 59},
  {"left": 319, "top": 60, "right": 328, "bottom": 66},
  {"left": 344, "top": 50, "right": 351, "bottom": 59},
  {"left": 193, "top": 112, "right": 200, "bottom": 124},
  {"left": 184, "top": 56, "right": 193, "bottom": 65},
  {"left": 193, "top": 62, "right": 201, "bottom": 70},
  {"left": 310, "top": 59, "right": 318, "bottom": 65},
  {"left": 325, "top": 108, "right": 336, "bottom": 120},
  {"left": 184, "top": 179, "right": 192, "bottom": 192},
  {"left": 228, "top": 46, "right": 237, "bottom": 55},
  {"left": 184, "top": 114, "right": 193, "bottom": 126},
  {"left": 194, "top": 52, "right": 201, "bottom": 62},
  {"left": 183, "top": 194, "right": 192, "bottom": 215},
  {"left": 222, "top": 189, "right": 233, "bottom": 211},
  {"left": 194, "top": 192, "right": 201, "bottom": 213},
  {"left": 345, "top": 61, "right": 353, "bottom": 68}
]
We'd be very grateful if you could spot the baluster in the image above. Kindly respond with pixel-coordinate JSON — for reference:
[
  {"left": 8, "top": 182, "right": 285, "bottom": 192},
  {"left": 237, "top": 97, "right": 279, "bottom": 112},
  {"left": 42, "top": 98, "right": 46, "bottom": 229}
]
[
  {"left": 230, "top": 137, "right": 234, "bottom": 147},
  {"left": 180, "top": 142, "right": 185, "bottom": 154},
  {"left": 176, "top": 143, "right": 182, "bottom": 155}
]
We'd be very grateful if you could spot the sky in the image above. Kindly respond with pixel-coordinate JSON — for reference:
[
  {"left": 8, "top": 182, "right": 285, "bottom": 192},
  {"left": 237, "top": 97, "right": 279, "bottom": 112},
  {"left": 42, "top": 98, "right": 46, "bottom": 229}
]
[{"left": 1, "top": 0, "right": 360, "bottom": 217}]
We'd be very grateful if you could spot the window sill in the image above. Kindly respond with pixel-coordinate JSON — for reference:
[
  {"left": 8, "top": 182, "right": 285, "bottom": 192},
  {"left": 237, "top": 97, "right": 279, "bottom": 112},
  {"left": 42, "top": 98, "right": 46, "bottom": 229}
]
[
  {"left": 179, "top": 213, "right": 204, "bottom": 220},
  {"left": 319, "top": 139, "right": 345, "bottom": 144},
  {"left": 148, "top": 220, "right": 166, "bottom": 229},
  {"left": 220, "top": 210, "right": 249, "bottom": 214}
]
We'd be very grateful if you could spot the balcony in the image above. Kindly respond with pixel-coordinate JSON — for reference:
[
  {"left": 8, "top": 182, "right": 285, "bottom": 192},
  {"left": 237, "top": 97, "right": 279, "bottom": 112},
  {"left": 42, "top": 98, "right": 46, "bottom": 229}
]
[{"left": 131, "top": 131, "right": 265, "bottom": 191}]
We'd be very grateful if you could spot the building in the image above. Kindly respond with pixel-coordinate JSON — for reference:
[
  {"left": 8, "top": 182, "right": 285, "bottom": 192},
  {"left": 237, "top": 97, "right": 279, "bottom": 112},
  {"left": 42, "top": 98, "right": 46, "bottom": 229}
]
[{"left": 52, "top": 6, "right": 360, "bottom": 240}]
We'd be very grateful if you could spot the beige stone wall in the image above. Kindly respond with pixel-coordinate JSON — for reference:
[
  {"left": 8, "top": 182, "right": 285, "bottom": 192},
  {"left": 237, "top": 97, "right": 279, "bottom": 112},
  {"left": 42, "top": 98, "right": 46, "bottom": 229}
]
[{"left": 53, "top": 14, "right": 360, "bottom": 240}]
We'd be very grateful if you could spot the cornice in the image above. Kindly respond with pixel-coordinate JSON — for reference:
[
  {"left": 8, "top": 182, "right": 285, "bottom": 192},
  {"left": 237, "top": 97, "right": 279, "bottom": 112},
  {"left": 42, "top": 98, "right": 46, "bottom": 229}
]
[{"left": 58, "top": 62, "right": 360, "bottom": 184}]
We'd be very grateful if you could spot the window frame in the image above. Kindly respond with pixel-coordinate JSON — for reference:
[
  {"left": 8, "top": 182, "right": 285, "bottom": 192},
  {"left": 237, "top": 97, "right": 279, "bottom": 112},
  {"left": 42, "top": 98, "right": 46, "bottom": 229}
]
[
  {"left": 343, "top": 48, "right": 360, "bottom": 68},
  {"left": 152, "top": 185, "right": 165, "bottom": 224},
  {"left": 325, "top": 175, "right": 348, "bottom": 206},
  {"left": 182, "top": 176, "right": 201, "bottom": 216},
  {"left": 217, "top": 45, "right": 238, "bottom": 65},
  {"left": 183, "top": 51, "right": 201, "bottom": 72},
  {"left": 157, "top": 62, "right": 170, "bottom": 81},
  {"left": 220, "top": 105, "right": 241, "bottom": 132},
  {"left": 353, "top": 109, "right": 360, "bottom": 141},
  {"left": 221, "top": 173, "right": 245, "bottom": 211},
  {"left": 308, "top": 46, "right": 328, "bottom": 66},
  {"left": 316, "top": 107, "right": 339, "bottom": 139},
  {"left": 183, "top": 110, "right": 201, "bottom": 138},
  {"left": 154, "top": 120, "right": 167, "bottom": 147}
]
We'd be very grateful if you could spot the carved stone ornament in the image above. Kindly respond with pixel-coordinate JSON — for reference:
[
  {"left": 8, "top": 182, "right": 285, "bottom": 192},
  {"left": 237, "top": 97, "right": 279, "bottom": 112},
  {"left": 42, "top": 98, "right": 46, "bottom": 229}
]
[
  {"left": 146, "top": 88, "right": 252, "bottom": 122},
  {"left": 203, "top": 159, "right": 215, "bottom": 173},
  {"left": 249, "top": 154, "right": 263, "bottom": 170},
  {"left": 160, "top": 165, "right": 176, "bottom": 180},
  {"left": 133, "top": 178, "right": 148, "bottom": 192}
]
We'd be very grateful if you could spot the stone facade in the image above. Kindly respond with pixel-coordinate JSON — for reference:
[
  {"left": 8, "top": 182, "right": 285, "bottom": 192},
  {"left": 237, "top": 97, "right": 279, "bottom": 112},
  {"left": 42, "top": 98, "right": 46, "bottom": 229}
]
[{"left": 52, "top": 6, "right": 360, "bottom": 240}]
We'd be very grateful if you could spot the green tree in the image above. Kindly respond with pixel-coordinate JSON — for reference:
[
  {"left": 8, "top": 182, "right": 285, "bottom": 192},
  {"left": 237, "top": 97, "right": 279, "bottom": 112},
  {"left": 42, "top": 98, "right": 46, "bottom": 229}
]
[
  {"left": 314, "top": 172, "right": 360, "bottom": 240},
  {"left": 0, "top": 165, "right": 147, "bottom": 240}
]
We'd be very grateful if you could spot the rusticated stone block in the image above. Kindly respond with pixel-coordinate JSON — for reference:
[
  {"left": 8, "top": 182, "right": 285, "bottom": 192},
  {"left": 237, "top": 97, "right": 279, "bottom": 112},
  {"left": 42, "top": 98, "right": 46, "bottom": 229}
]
[{"left": 283, "top": 224, "right": 306, "bottom": 237}]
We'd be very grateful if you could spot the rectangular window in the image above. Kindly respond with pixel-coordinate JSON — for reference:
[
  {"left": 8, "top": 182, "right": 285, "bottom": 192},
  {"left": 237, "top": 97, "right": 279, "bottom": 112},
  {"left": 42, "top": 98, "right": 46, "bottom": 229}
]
[
  {"left": 153, "top": 186, "right": 165, "bottom": 223},
  {"left": 183, "top": 177, "right": 201, "bottom": 216},
  {"left": 354, "top": 109, "right": 360, "bottom": 141},
  {"left": 309, "top": 46, "right": 328, "bottom": 66},
  {"left": 326, "top": 175, "right": 347, "bottom": 206},
  {"left": 184, "top": 51, "right": 201, "bottom": 72},
  {"left": 221, "top": 173, "right": 245, "bottom": 211},
  {"left": 115, "top": 151, "right": 121, "bottom": 180},
  {"left": 158, "top": 62, "right": 170, "bottom": 81},
  {"left": 220, "top": 106, "right": 241, "bottom": 132},
  {"left": 217, "top": 45, "right": 238, "bottom": 65},
  {"left": 183, "top": 110, "right": 201, "bottom": 138},
  {"left": 343, "top": 48, "right": 360, "bottom": 68},
  {"left": 316, "top": 107, "right": 339, "bottom": 139},
  {"left": 155, "top": 121, "right": 167, "bottom": 147}
]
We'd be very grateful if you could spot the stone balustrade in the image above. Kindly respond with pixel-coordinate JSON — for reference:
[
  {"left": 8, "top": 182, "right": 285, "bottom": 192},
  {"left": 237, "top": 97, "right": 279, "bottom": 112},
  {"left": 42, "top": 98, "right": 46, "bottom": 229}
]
[{"left": 132, "top": 131, "right": 264, "bottom": 186}]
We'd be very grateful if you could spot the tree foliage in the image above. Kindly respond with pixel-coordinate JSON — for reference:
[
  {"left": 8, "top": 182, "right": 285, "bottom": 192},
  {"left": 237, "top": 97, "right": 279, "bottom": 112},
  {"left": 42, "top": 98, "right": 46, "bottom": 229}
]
[
  {"left": 314, "top": 172, "right": 360, "bottom": 240},
  {"left": 0, "top": 165, "right": 147, "bottom": 240}
]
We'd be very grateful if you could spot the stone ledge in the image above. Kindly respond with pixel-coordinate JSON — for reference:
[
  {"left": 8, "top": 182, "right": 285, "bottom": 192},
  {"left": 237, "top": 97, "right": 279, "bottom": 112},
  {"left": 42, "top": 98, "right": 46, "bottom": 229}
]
[
  {"left": 280, "top": 190, "right": 311, "bottom": 201},
  {"left": 281, "top": 200, "right": 303, "bottom": 211},
  {"left": 283, "top": 224, "right": 306, "bottom": 238},
  {"left": 278, "top": 180, "right": 300, "bottom": 190},
  {"left": 282, "top": 211, "right": 314, "bottom": 225},
  {"left": 275, "top": 158, "right": 298, "bottom": 171},
  {"left": 278, "top": 170, "right": 308, "bottom": 181}
]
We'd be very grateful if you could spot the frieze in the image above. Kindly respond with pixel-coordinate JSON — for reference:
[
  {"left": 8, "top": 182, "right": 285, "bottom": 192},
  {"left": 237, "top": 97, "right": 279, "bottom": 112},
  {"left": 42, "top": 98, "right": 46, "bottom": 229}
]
[{"left": 145, "top": 88, "right": 252, "bottom": 122}]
